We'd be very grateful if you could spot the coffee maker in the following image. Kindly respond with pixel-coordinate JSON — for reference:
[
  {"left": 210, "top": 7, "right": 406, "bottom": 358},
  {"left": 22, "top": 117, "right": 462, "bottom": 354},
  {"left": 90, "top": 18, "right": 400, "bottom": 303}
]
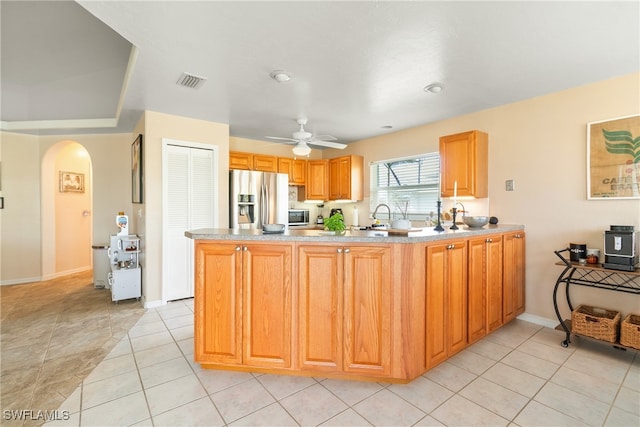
[{"left": 603, "top": 225, "right": 639, "bottom": 271}]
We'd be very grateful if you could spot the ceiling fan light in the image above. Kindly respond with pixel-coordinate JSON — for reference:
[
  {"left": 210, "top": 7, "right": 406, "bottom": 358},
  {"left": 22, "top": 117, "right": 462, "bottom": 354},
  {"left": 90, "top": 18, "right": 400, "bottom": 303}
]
[{"left": 292, "top": 142, "right": 311, "bottom": 156}]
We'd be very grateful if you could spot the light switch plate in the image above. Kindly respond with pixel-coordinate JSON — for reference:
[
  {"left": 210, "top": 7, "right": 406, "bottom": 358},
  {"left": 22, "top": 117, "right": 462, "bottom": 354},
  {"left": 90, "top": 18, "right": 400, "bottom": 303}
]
[{"left": 505, "top": 179, "right": 515, "bottom": 191}]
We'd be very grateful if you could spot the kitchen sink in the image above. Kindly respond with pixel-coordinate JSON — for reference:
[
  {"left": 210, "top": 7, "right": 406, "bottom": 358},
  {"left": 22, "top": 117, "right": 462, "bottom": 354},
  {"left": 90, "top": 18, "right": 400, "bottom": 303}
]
[{"left": 347, "top": 229, "right": 389, "bottom": 237}]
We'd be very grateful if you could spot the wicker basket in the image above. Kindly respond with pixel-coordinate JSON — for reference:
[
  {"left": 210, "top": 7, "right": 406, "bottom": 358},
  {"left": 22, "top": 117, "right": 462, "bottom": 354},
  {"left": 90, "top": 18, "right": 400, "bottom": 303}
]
[
  {"left": 571, "top": 305, "right": 620, "bottom": 343},
  {"left": 620, "top": 314, "right": 640, "bottom": 350}
]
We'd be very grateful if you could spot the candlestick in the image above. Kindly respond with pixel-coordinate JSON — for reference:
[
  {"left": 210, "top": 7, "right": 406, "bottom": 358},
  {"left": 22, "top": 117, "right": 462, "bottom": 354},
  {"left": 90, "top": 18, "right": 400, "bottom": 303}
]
[
  {"left": 453, "top": 180, "right": 457, "bottom": 205},
  {"left": 434, "top": 200, "right": 444, "bottom": 232},
  {"left": 450, "top": 207, "right": 459, "bottom": 230}
]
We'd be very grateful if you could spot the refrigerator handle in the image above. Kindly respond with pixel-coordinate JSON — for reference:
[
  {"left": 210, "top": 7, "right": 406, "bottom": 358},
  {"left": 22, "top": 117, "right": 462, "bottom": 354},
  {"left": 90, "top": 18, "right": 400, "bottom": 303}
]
[
  {"left": 259, "top": 182, "right": 265, "bottom": 226},
  {"left": 262, "top": 182, "right": 269, "bottom": 225}
]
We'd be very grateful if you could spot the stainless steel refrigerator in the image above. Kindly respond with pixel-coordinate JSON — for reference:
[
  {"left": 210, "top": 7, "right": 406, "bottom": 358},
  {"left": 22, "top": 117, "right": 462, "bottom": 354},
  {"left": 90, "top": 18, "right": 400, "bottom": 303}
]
[{"left": 229, "top": 170, "right": 289, "bottom": 229}]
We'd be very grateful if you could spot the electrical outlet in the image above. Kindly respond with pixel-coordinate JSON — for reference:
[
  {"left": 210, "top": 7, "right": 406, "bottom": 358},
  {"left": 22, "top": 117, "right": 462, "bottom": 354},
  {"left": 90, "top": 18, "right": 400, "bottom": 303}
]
[{"left": 505, "top": 179, "right": 515, "bottom": 191}]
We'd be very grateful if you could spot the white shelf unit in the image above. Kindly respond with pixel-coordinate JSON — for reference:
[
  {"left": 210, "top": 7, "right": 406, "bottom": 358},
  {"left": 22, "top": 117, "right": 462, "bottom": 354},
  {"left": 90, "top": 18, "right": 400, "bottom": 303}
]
[{"left": 108, "top": 235, "right": 142, "bottom": 303}]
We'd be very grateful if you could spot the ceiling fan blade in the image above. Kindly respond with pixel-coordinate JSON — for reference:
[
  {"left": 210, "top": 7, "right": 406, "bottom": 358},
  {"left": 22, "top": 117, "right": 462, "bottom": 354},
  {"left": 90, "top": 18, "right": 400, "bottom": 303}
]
[
  {"left": 311, "top": 135, "right": 338, "bottom": 141},
  {"left": 308, "top": 140, "right": 347, "bottom": 149},
  {"left": 266, "top": 136, "right": 297, "bottom": 143}
]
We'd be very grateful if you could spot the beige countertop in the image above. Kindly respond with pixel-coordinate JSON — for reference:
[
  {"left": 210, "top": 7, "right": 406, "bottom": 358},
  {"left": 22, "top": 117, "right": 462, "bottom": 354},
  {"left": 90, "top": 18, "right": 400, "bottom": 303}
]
[{"left": 185, "top": 224, "right": 524, "bottom": 244}]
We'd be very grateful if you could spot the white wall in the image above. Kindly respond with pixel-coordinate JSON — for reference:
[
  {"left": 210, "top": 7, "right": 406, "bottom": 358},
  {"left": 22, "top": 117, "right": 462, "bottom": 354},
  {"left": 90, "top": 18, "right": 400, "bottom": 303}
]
[
  {"left": 325, "top": 73, "right": 640, "bottom": 322},
  {"left": 0, "top": 133, "right": 41, "bottom": 283},
  {"left": 1, "top": 132, "right": 133, "bottom": 284},
  {"left": 139, "top": 111, "right": 229, "bottom": 306}
]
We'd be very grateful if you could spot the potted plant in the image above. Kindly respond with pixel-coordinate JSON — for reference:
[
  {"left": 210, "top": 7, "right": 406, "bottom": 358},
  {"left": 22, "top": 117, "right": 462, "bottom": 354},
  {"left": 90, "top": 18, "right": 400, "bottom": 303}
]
[{"left": 324, "top": 212, "right": 346, "bottom": 234}]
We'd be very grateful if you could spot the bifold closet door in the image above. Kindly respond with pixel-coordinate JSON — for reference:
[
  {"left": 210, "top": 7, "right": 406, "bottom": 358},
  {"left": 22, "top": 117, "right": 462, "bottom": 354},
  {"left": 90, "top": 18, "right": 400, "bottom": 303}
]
[{"left": 165, "top": 144, "right": 215, "bottom": 301}]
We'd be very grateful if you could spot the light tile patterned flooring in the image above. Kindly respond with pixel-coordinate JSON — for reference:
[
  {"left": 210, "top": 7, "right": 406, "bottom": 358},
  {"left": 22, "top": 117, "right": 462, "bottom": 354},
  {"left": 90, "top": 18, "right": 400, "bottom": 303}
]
[{"left": 2, "top": 273, "right": 639, "bottom": 426}]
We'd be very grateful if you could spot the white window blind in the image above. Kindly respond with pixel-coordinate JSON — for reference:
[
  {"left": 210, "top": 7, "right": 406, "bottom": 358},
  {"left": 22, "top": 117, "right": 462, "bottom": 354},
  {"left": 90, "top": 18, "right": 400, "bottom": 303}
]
[{"left": 369, "top": 153, "right": 440, "bottom": 221}]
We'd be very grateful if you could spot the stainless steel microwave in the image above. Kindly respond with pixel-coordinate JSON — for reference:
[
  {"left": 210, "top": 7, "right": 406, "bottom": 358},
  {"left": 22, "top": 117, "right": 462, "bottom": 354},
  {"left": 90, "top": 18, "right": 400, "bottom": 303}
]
[{"left": 288, "top": 209, "right": 310, "bottom": 226}]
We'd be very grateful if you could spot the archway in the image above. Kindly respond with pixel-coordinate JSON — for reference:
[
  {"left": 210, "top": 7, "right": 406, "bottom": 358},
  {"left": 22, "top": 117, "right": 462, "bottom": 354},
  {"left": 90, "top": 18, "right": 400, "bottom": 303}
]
[{"left": 41, "top": 141, "right": 93, "bottom": 279}]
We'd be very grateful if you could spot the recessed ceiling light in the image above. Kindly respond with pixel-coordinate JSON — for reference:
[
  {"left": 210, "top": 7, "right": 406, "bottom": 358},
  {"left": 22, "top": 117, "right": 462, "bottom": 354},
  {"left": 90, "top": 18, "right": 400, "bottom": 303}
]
[
  {"left": 270, "top": 70, "right": 292, "bottom": 83},
  {"left": 424, "top": 83, "right": 444, "bottom": 93}
]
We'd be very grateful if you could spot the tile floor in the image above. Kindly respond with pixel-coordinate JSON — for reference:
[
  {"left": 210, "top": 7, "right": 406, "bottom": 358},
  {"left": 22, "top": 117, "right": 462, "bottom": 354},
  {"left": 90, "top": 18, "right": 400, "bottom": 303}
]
[
  {"left": 2, "top": 273, "right": 639, "bottom": 427},
  {"left": 1, "top": 271, "right": 145, "bottom": 426}
]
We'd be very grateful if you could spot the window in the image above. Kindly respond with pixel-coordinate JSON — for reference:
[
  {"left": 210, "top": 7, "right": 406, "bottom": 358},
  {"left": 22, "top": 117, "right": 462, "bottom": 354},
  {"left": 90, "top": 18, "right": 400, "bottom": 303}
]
[{"left": 369, "top": 153, "right": 440, "bottom": 221}]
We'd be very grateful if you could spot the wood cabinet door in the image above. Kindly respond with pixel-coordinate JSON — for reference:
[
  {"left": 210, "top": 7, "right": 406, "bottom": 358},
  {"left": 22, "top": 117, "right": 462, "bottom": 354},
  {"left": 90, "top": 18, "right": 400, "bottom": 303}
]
[
  {"left": 305, "top": 160, "right": 329, "bottom": 200},
  {"left": 278, "top": 157, "right": 292, "bottom": 175},
  {"left": 439, "top": 131, "right": 488, "bottom": 198},
  {"left": 468, "top": 235, "right": 503, "bottom": 343},
  {"left": 425, "top": 244, "right": 448, "bottom": 369},
  {"left": 329, "top": 158, "right": 341, "bottom": 200},
  {"left": 279, "top": 157, "right": 306, "bottom": 185},
  {"left": 447, "top": 241, "right": 468, "bottom": 356},
  {"left": 253, "top": 154, "right": 278, "bottom": 172},
  {"left": 343, "top": 245, "right": 392, "bottom": 376},
  {"left": 503, "top": 232, "right": 526, "bottom": 323},
  {"left": 297, "top": 244, "right": 343, "bottom": 372},
  {"left": 242, "top": 243, "right": 292, "bottom": 368},
  {"left": 486, "top": 236, "right": 504, "bottom": 333},
  {"left": 194, "top": 242, "right": 242, "bottom": 364},
  {"left": 338, "top": 156, "right": 353, "bottom": 199},
  {"left": 291, "top": 159, "right": 306, "bottom": 185},
  {"left": 329, "top": 156, "right": 351, "bottom": 200},
  {"left": 425, "top": 241, "right": 467, "bottom": 369},
  {"left": 467, "top": 238, "right": 487, "bottom": 344},
  {"left": 328, "top": 155, "right": 363, "bottom": 201},
  {"left": 229, "top": 151, "right": 253, "bottom": 170}
]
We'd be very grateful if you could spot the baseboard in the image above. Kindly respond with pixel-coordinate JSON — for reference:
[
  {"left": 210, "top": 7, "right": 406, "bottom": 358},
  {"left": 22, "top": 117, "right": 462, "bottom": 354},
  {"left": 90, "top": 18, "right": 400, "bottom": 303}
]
[
  {"left": 517, "top": 312, "right": 559, "bottom": 329},
  {"left": 42, "top": 266, "right": 91, "bottom": 281},
  {"left": 143, "top": 299, "right": 163, "bottom": 309},
  {"left": 0, "top": 276, "right": 43, "bottom": 286}
]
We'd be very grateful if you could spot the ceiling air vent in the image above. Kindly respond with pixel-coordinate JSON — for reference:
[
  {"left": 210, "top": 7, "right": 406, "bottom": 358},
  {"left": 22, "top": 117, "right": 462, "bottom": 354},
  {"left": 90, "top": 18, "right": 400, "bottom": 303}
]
[{"left": 176, "top": 72, "right": 207, "bottom": 89}]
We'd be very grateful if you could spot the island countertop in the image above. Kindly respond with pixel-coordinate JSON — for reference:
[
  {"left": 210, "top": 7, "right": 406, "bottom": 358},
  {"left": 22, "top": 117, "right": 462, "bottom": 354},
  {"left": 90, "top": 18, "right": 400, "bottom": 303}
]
[{"left": 185, "top": 223, "right": 524, "bottom": 243}]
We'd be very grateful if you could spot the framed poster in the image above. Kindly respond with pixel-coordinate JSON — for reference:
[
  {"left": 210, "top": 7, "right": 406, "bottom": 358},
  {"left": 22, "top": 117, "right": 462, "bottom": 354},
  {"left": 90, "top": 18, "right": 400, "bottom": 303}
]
[
  {"left": 59, "top": 171, "right": 85, "bottom": 192},
  {"left": 587, "top": 114, "right": 640, "bottom": 199},
  {"left": 132, "top": 134, "right": 143, "bottom": 203}
]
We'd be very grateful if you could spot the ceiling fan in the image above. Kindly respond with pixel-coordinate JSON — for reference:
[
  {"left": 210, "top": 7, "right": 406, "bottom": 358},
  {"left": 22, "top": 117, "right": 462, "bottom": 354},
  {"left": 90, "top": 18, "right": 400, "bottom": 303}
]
[{"left": 266, "top": 118, "right": 346, "bottom": 156}]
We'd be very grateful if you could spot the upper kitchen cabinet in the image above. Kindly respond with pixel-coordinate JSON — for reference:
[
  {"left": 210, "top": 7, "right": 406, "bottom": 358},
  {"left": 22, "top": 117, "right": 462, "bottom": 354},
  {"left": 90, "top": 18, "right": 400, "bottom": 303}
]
[
  {"left": 439, "top": 130, "right": 488, "bottom": 198},
  {"left": 278, "top": 157, "right": 306, "bottom": 185},
  {"left": 229, "top": 151, "right": 253, "bottom": 170},
  {"left": 300, "top": 159, "right": 329, "bottom": 201},
  {"left": 229, "top": 151, "right": 277, "bottom": 172},
  {"left": 253, "top": 154, "right": 278, "bottom": 172},
  {"left": 329, "top": 155, "right": 364, "bottom": 201}
]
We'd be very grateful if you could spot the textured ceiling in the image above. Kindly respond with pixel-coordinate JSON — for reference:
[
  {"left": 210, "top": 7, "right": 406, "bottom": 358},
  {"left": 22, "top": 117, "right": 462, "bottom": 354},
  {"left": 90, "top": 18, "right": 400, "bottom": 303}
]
[{"left": 1, "top": 1, "right": 638, "bottom": 145}]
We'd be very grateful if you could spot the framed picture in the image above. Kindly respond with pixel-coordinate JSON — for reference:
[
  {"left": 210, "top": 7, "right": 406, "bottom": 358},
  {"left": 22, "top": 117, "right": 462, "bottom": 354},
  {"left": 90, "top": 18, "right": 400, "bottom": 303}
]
[
  {"left": 59, "top": 171, "right": 85, "bottom": 192},
  {"left": 587, "top": 114, "right": 640, "bottom": 199},
  {"left": 132, "top": 134, "right": 143, "bottom": 203}
]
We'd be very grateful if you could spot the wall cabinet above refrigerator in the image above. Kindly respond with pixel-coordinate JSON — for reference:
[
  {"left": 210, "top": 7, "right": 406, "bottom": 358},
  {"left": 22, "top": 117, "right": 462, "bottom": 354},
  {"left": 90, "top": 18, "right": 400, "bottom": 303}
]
[{"left": 229, "top": 151, "right": 279, "bottom": 172}]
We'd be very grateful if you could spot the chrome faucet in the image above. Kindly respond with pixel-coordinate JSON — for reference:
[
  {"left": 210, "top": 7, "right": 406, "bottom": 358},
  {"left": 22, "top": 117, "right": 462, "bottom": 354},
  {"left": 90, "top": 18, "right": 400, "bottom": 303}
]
[{"left": 372, "top": 203, "right": 391, "bottom": 221}]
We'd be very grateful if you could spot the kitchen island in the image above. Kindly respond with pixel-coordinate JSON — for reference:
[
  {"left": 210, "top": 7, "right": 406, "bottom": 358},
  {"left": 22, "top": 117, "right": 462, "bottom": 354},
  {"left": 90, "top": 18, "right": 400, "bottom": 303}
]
[{"left": 186, "top": 224, "right": 525, "bottom": 383}]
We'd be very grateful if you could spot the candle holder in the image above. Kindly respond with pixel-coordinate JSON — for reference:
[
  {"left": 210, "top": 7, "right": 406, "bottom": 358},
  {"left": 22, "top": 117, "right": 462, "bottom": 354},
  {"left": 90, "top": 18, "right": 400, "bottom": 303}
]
[
  {"left": 450, "top": 207, "right": 459, "bottom": 230},
  {"left": 433, "top": 200, "right": 444, "bottom": 232}
]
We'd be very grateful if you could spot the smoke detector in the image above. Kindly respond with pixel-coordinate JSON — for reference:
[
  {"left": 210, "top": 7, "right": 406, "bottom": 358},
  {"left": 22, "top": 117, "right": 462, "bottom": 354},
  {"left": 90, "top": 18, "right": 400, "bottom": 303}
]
[{"left": 270, "top": 70, "right": 292, "bottom": 83}]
